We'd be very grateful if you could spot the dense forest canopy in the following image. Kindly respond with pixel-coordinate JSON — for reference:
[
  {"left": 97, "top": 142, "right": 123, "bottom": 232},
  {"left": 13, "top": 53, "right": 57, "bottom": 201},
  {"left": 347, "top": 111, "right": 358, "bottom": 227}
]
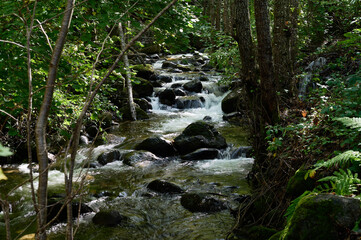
[{"left": 0, "top": 0, "right": 361, "bottom": 239}]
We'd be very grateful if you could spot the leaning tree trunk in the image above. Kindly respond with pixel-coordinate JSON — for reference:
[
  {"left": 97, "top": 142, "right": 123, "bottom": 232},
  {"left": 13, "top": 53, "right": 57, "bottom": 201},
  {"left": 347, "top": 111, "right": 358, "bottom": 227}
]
[
  {"left": 34, "top": 0, "right": 75, "bottom": 239},
  {"left": 119, "top": 22, "right": 137, "bottom": 121},
  {"left": 254, "top": 0, "right": 279, "bottom": 126}
]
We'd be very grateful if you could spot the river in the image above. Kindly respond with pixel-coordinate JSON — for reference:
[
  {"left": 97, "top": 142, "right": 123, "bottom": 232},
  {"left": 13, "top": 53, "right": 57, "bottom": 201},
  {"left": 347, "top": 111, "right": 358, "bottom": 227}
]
[{"left": 0, "top": 53, "right": 253, "bottom": 240}]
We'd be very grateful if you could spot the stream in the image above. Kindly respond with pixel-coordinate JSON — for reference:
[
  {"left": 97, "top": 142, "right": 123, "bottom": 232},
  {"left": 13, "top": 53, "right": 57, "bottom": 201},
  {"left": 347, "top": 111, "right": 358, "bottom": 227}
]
[{"left": 0, "top": 53, "right": 253, "bottom": 240}]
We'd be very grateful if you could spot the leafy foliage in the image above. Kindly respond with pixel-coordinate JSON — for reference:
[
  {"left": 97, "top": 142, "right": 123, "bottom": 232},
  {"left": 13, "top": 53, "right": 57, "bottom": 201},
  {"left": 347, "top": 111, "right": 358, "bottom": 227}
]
[
  {"left": 314, "top": 150, "right": 361, "bottom": 170},
  {"left": 318, "top": 169, "right": 361, "bottom": 195},
  {"left": 336, "top": 117, "right": 361, "bottom": 132}
]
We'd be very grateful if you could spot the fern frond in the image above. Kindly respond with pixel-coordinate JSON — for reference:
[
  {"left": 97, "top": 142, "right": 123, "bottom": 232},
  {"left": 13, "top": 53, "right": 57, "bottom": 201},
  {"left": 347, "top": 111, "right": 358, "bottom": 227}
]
[
  {"left": 336, "top": 117, "right": 361, "bottom": 131},
  {"left": 284, "top": 191, "right": 311, "bottom": 222},
  {"left": 318, "top": 168, "right": 361, "bottom": 195},
  {"left": 314, "top": 150, "right": 361, "bottom": 169}
]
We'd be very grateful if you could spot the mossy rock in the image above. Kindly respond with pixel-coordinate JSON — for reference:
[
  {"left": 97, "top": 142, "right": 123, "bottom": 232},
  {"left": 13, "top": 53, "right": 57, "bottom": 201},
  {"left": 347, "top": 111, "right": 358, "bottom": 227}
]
[
  {"left": 286, "top": 169, "right": 316, "bottom": 198},
  {"left": 132, "top": 64, "right": 155, "bottom": 80},
  {"left": 247, "top": 226, "right": 278, "bottom": 240},
  {"left": 282, "top": 193, "right": 361, "bottom": 240},
  {"left": 132, "top": 77, "right": 154, "bottom": 98},
  {"left": 120, "top": 105, "right": 149, "bottom": 120}
]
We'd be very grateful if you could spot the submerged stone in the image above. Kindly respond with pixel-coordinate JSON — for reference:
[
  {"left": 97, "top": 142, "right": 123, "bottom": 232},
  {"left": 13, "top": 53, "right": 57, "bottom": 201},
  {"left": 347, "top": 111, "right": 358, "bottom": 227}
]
[
  {"left": 147, "top": 179, "right": 184, "bottom": 194},
  {"left": 92, "top": 210, "right": 128, "bottom": 227},
  {"left": 180, "top": 193, "right": 226, "bottom": 213}
]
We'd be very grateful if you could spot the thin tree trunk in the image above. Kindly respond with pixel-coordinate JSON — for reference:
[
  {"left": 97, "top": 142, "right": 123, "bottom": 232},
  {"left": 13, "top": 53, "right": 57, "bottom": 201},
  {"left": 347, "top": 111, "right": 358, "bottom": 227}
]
[
  {"left": 254, "top": 0, "right": 279, "bottom": 125},
  {"left": 0, "top": 199, "right": 11, "bottom": 240},
  {"left": 34, "top": 0, "right": 75, "bottom": 239},
  {"left": 26, "top": 0, "right": 39, "bottom": 218},
  {"left": 119, "top": 22, "right": 137, "bottom": 121}
]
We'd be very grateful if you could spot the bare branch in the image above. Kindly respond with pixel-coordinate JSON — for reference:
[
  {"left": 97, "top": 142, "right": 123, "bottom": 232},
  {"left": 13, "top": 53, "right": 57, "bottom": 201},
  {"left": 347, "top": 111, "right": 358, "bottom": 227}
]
[
  {"left": 0, "top": 39, "right": 26, "bottom": 49},
  {"left": 36, "top": 19, "right": 53, "bottom": 51}
]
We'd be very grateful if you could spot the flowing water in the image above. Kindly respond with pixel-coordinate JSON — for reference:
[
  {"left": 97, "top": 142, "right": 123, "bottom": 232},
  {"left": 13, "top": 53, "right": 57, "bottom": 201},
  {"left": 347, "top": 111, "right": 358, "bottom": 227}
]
[{"left": 0, "top": 53, "right": 253, "bottom": 240}]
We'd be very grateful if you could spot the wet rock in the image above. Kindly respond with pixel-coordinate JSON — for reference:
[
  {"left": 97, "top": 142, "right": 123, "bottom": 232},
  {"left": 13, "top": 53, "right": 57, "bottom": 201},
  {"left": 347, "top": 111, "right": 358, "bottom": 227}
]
[
  {"left": 183, "top": 80, "right": 203, "bottom": 93},
  {"left": 175, "top": 96, "right": 203, "bottom": 109},
  {"left": 158, "top": 75, "right": 173, "bottom": 83},
  {"left": 283, "top": 193, "right": 361, "bottom": 240},
  {"left": 135, "top": 136, "right": 176, "bottom": 157},
  {"left": 92, "top": 210, "right": 128, "bottom": 227},
  {"left": 135, "top": 98, "right": 152, "bottom": 112},
  {"left": 180, "top": 193, "right": 226, "bottom": 213},
  {"left": 162, "top": 61, "right": 177, "bottom": 69},
  {"left": 171, "top": 68, "right": 183, "bottom": 73},
  {"left": 80, "top": 135, "right": 89, "bottom": 145},
  {"left": 231, "top": 146, "right": 252, "bottom": 158},
  {"left": 174, "top": 88, "right": 187, "bottom": 96},
  {"left": 97, "top": 150, "right": 121, "bottom": 165},
  {"left": 203, "top": 116, "right": 212, "bottom": 121},
  {"left": 147, "top": 179, "right": 184, "bottom": 194},
  {"left": 174, "top": 121, "right": 227, "bottom": 155},
  {"left": 159, "top": 89, "right": 176, "bottom": 106},
  {"left": 171, "top": 83, "right": 183, "bottom": 88},
  {"left": 132, "top": 77, "right": 154, "bottom": 98},
  {"left": 47, "top": 199, "right": 93, "bottom": 223},
  {"left": 221, "top": 88, "right": 244, "bottom": 114},
  {"left": 199, "top": 76, "right": 209, "bottom": 82},
  {"left": 223, "top": 112, "right": 242, "bottom": 121},
  {"left": 85, "top": 125, "right": 98, "bottom": 138},
  {"left": 120, "top": 105, "right": 149, "bottom": 120},
  {"left": 177, "top": 64, "right": 192, "bottom": 72},
  {"left": 121, "top": 150, "right": 161, "bottom": 166},
  {"left": 181, "top": 148, "right": 219, "bottom": 161},
  {"left": 132, "top": 64, "right": 155, "bottom": 80}
]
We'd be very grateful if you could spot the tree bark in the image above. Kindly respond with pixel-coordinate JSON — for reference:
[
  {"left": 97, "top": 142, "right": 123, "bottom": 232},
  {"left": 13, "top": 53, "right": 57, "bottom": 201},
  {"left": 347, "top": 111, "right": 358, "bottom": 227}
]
[
  {"left": 273, "top": 0, "right": 295, "bottom": 96},
  {"left": 34, "top": 0, "right": 75, "bottom": 239},
  {"left": 215, "top": 0, "right": 222, "bottom": 31},
  {"left": 254, "top": 0, "right": 279, "bottom": 125},
  {"left": 119, "top": 22, "right": 137, "bottom": 121}
]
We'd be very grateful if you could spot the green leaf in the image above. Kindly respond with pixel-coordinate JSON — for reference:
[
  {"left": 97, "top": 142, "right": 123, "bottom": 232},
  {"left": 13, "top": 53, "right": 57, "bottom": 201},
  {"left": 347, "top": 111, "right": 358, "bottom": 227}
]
[{"left": 0, "top": 144, "right": 13, "bottom": 157}]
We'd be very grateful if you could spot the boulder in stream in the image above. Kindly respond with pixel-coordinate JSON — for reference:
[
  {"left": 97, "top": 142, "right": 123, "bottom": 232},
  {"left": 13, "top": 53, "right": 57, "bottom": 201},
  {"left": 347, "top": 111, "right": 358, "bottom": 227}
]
[
  {"left": 121, "top": 150, "right": 161, "bottom": 166},
  {"left": 47, "top": 197, "right": 93, "bottom": 223},
  {"left": 120, "top": 105, "right": 149, "bottom": 120},
  {"left": 175, "top": 96, "right": 203, "bottom": 109},
  {"left": 159, "top": 89, "right": 176, "bottom": 106},
  {"left": 92, "top": 210, "right": 128, "bottom": 227},
  {"left": 181, "top": 193, "right": 226, "bottom": 213},
  {"left": 181, "top": 148, "right": 219, "bottom": 161},
  {"left": 132, "top": 77, "right": 154, "bottom": 98},
  {"left": 183, "top": 79, "right": 203, "bottom": 93},
  {"left": 97, "top": 150, "right": 121, "bottom": 165},
  {"left": 147, "top": 179, "right": 184, "bottom": 194},
  {"left": 135, "top": 136, "right": 176, "bottom": 157},
  {"left": 221, "top": 88, "right": 244, "bottom": 114},
  {"left": 174, "top": 121, "right": 227, "bottom": 155},
  {"left": 132, "top": 64, "right": 155, "bottom": 80}
]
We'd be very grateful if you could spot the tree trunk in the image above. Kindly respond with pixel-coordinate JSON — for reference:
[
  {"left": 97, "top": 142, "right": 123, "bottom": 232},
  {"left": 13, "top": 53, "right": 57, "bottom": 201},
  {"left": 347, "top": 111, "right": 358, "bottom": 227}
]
[
  {"left": 254, "top": 0, "right": 279, "bottom": 126},
  {"left": 273, "top": 0, "right": 292, "bottom": 95},
  {"left": 215, "top": 0, "right": 222, "bottom": 31},
  {"left": 119, "top": 22, "right": 137, "bottom": 121},
  {"left": 35, "top": 0, "right": 75, "bottom": 239},
  {"left": 290, "top": 0, "right": 299, "bottom": 76}
]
